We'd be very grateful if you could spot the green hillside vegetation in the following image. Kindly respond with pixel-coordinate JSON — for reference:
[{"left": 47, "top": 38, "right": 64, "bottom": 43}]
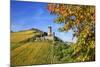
[
  {"left": 11, "top": 26, "right": 94, "bottom": 67},
  {"left": 11, "top": 28, "right": 68, "bottom": 66}
]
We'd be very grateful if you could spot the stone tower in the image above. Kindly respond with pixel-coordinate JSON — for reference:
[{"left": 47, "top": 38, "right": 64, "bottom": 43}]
[
  {"left": 53, "top": 32, "right": 55, "bottom": 37},
  {"left": 48, "top": 26, "right": 52, "bottom": 36}
]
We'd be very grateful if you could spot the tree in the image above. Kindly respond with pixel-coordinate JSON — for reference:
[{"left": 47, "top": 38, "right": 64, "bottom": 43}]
[{"left": 47, "top": 3, "right": 95, "bottom": 62}]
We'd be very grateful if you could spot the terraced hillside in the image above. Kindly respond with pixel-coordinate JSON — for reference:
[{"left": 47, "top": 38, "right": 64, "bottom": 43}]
[{"left": 11, "top": 29, "right": 58, "bottom": 66}]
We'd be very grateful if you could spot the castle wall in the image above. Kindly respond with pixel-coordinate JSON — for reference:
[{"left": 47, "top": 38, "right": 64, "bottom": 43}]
[
  {"left": 34, "top": 26, "right": 55, "bottom": 41},
  {"left": 48, "top": 26, "right": 52, "bottom": 36}
]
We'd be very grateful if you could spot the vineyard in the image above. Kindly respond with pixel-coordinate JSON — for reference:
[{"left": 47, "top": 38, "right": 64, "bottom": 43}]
[{"left": 11, "top": 29, "right": 61, "bottom": 66}]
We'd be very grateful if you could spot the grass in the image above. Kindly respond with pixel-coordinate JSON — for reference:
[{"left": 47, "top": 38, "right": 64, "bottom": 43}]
[
  {"left": 11, "top": 41, "right": 55, "bottom": 66},
  {"left": 11, "top": 29, "right": 41, "bottom": 44},
  {"left": 11, "top": 29, "right": 58, "bottom": 66}
]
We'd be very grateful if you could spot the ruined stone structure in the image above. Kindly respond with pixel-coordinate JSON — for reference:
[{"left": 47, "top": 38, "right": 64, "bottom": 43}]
[
  {"left": 47, "top": 26, "right": 54, "bottom": 40},
  {"left": 35, "top": 26, "right": 55, "bottom": 41},
  {"left": 48, "top": 26, "right": 52, "bottom": 36}
]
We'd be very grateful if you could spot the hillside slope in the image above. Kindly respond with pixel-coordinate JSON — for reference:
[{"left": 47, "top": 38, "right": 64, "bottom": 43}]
[{"left": 11, "top": 29, "right": 59, "bottom": 66}]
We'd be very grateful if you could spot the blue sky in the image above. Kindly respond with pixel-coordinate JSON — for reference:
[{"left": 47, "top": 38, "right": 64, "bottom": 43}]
[{"left": 11, "top": 1, "right": 76, "bottom": 42}]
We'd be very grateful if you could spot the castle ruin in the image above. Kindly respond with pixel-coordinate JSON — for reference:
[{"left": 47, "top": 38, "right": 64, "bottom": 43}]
[
  {"left": 35, "top": 26, "right": 55, "bottom": 41},
  {"left": 47, "top": 26, "right": 55, "bottom": 40}
]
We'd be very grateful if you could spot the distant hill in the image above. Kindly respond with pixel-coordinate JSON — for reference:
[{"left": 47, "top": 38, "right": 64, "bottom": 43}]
[{"left": 11, "top": 28, "right": 63, "bottom": 44}]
